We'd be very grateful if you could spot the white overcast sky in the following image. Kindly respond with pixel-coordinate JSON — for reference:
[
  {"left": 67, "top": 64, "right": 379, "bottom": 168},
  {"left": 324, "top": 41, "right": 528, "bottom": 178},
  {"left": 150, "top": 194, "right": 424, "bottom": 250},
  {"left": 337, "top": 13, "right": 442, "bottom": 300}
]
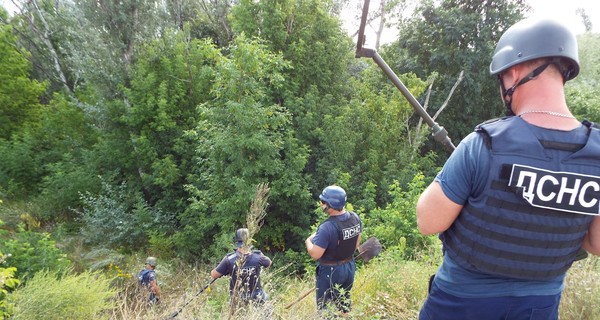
[
  {"left": 527, "top": 0, "right": 600, "bottom": 35},
  {"left": 1, "top": 0, "right": 598, "bottom": 37},
  {"left": 343, "top": 0, "right": 600, "bottom": 47}
]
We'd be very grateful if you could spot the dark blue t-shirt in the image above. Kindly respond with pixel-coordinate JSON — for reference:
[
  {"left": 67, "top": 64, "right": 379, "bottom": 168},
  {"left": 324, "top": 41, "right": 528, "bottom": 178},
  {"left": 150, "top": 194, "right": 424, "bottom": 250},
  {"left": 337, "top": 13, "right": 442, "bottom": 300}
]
[{"left": 215, "top": 250, "right": 271, "bottom": 295}]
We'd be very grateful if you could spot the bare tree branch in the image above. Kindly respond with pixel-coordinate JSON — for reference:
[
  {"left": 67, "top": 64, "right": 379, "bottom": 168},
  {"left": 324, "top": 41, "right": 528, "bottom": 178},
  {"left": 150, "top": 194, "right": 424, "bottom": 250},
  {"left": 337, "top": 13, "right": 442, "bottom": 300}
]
[
  {"left": 411, "top": 71, "right": 463, "bottom": 150},
  {"left": 27, "top": 0, "right": 72, "bottom": 93},
  {"left": 432, "top": 70, "right": 463, "bottom": 120}
]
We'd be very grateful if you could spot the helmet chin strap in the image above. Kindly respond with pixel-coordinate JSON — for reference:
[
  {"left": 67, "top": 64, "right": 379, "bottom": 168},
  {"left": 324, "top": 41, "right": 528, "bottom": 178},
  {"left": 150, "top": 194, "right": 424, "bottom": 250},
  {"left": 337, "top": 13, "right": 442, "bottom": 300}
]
[{"left": 499, "top": 60, "right": 561, "bottom": 116}]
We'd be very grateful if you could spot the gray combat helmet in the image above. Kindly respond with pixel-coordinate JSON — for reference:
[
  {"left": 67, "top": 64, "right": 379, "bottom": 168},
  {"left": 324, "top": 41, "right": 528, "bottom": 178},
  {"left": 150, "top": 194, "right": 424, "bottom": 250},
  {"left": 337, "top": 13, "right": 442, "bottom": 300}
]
[
  {"left": 146, "top": 256, "right": 157, "bottom": 267},
  {"left": 234, "top": 228, "right": 250, "bottom": 247},
  {"left": 490, "top": 17, "right": 579, "bottom": 81}
]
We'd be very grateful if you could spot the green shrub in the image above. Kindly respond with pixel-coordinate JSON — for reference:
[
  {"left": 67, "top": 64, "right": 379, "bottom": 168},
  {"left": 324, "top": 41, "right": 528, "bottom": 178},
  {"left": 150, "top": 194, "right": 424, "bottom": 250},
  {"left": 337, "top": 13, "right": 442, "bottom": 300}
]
[
  {"left": 10, "top": 269, "right": 117, "bottom": 320},
  {"left": 363, "top": 174, "right": 434, "bottom": 259},
  {"left": 0, "top": 254, "right": 19, "bottom": 318},
  {"left": 0, "top": 225, "right": 71, "bottom": 282},
  {"left": 77, "top": 179, "right": 169, "bottom": 251}
]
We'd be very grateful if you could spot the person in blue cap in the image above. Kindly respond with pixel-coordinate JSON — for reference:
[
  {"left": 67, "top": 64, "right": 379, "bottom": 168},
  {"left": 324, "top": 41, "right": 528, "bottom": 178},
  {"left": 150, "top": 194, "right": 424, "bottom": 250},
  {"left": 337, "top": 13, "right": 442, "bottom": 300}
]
[
  {"left": 305, "top": 185, "right": 362, "bottom": 317},
  {"left": 211, "top": 228, "right": 272, "bottom": 305}
]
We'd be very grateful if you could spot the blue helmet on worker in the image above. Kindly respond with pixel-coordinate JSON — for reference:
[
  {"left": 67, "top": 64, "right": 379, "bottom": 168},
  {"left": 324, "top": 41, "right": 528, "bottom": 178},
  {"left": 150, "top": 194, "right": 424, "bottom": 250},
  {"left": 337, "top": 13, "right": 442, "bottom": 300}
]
[{"left": 319, "top": 186, "right": 347, "bottom": 210}]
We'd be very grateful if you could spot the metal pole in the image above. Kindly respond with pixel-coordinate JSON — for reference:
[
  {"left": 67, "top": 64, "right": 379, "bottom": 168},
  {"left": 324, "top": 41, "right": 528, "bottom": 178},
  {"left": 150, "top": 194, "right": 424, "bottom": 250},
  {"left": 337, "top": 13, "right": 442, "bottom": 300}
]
[{"left": 355, "top": 0, "right": 455, "bottom": 152}]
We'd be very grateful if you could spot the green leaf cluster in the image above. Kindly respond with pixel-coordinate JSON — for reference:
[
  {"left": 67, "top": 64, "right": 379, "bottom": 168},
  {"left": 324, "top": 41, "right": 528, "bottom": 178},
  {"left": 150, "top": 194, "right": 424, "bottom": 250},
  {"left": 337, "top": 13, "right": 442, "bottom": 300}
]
[
  {"left": 0, "top": 224, "right": 71, "bottom": 282},
  {"left": 363, "top": 172, "right": 435, "bottom": 259},
  {"left": 0, "top": 9, "right": 46, "bottom": 140},
  {"left": 0, "top": 249, "right": 20, "bottom": 318}
]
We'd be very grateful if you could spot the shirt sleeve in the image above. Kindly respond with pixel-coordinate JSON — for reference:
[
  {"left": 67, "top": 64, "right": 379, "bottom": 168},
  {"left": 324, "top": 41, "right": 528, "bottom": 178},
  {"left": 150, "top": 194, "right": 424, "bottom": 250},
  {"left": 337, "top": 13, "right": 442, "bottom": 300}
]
[
  {"left": 259, "top": 254, "right": 272, "bottom": 267},
  {"left": 214, "top": 255, "right": 232, "bottom": 276},
  {"left": 435, "top": 131, "right": 489, "bottom": 204},
  {"left": 311, "top": 221, "right": 337, "bottom": 250}
]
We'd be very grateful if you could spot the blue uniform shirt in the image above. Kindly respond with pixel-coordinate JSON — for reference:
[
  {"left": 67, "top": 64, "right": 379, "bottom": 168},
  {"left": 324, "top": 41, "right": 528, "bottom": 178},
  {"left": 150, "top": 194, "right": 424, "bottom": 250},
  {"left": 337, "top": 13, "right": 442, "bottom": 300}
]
[{"left": 433, "top": 121, "right": 591, "bottom": 297}]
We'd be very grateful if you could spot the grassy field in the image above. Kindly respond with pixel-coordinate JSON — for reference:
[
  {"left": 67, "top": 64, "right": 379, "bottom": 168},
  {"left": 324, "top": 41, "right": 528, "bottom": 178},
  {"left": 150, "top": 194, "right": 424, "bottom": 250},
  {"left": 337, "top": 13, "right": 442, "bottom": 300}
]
[
  {"left": 106, "top": 248, "right": 439, "bottom": 320},
  {"left": 99, "top": 249, "right": 600, "bottom": 320}
]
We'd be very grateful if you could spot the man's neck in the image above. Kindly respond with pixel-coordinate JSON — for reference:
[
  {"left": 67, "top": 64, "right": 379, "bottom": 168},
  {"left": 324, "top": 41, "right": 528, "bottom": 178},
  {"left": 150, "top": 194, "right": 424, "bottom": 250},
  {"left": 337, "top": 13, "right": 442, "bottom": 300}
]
[
  {"left": 328, "top": 209, "right": 346, "bottom": 217},
  {"left": 512, "top": 78, "right": 579, "bottom": 130}
]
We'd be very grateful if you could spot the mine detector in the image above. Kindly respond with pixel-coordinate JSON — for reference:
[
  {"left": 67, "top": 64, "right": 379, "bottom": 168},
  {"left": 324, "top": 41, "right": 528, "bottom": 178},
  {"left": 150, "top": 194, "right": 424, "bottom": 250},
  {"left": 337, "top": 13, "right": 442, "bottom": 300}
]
[{"left": 354, "top": 0, "right": 456, "bottom": 152}]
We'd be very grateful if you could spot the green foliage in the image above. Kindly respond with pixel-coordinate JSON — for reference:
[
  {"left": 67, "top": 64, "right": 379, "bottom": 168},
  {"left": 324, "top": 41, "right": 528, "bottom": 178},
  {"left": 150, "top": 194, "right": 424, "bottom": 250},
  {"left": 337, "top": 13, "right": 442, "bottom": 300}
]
[
  {"left": 35, "top": 153, "right": 101, "bottom": 221},
  {"left": 0, "top": 224, "right": 71, "bottom": 282},
  {"left": 317, "top": 62, "right": 436, "bottom": 208},
  {"left": 0, "top": 244, "right": 20, "bottom": 319},
  {"left": 387, "top": 0, "right": 527, "bottom": 152},
  {"left": 177, "top": 34, "right": 311, "bottom": 259},
  {"left": 147, "top": 231, "right": 176, "bottom": 260},
  {"left": 0, "top": 92, "right": 98, "bottom": 206},
  {"left": 568, "top": 85, "right": 600, "bottom": 123},
  {"left": 77, "top": 179, "right": 170, "bottom": 251},
  {"left": 0, "top": 14, "right": 46, "bottom": 140},
  {"left": 121, "top": 31, "right": 220, "bottom": 217},
  {"left": 9, "top": 269, "right": 117, "bottom": 320},
  {"left": 363, "top": 173, "right": 434, "bottom": 259},
  {"left": 0, "top": 265, "right": 18, "bottom": 318},
  {"left": 230, "top": 0, "right": 356, "bottom": 194},
  {"left": 78, "top": 248, "right": 126, "bottom": 273},
  {"left": 568, "top": 33, "right": 600, "bottom": 123}
]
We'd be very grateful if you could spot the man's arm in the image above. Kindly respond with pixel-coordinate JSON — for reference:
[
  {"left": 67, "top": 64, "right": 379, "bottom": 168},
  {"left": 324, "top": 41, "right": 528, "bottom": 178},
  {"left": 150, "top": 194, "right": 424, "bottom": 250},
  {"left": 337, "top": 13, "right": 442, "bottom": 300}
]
[
  {"left": 305, "top": 233, "right": 326, "bottom": 260},
  {"left": 211, "top": 256, "right": 229, "bottom": 279},
  {"left": 149, "top": 279, "right": 160, "bottom": 296},
  {"left": 416, "top": 181, "right": 463, "bottom": 235},
  {"left": 210, "top": 269, "right": 222, "bottom": 279},
  {"left": 260, "top": 253, "right": 272, "bottom": 268},
  {"left": 583, "top": 216, "right": 600, "bottom": 255}
]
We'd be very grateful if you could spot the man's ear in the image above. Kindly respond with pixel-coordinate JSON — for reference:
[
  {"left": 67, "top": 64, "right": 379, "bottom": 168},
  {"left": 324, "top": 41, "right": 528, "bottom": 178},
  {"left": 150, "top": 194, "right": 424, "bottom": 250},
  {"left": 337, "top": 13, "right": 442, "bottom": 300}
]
[{"left": 503, "top": 66, "right": 521, "bottom": 87}]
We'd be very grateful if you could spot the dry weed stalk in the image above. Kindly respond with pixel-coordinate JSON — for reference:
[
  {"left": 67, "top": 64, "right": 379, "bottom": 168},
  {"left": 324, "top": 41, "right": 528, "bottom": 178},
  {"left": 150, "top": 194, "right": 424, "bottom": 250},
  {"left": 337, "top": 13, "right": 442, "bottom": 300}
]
[{"left": 229, "top": 183, "right": 271, "bottom": 319}]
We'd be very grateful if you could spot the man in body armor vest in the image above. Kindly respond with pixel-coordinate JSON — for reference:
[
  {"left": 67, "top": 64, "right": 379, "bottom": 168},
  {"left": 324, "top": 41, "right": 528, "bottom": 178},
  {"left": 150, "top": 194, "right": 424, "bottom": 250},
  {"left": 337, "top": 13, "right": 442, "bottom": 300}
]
[
  {"left": 137, "top": 256, "right": 160, "bottom": 305},
  {"left": 416, "top": 17, "right": 600, "bottom": 320},
  {"left": 305, "top": 185, "right": 362, "bottom": 316},
  {"left": 211, "top": 228, "right": 272, "bottom": 306}
]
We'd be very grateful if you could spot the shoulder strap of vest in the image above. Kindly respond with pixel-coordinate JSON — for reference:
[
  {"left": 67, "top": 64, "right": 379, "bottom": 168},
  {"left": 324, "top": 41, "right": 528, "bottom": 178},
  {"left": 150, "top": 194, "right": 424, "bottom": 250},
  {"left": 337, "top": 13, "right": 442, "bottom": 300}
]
[
  {"left": 226, "top": 251, "right": 238, "bottom": 263},
  {"left": 475, "top": 117, "right": 507, "bottom": 150},
  {"left": 538, "top": 120, "right": 598, "bottom": 152},
  {"left": 583, "top": 119, "right": 600, "bottom": 130},
  {"left": 350, "top": 211, "right": 361, "bottom": 229},
  {"left": 326, "top": 216, "right": 340, "bottom": 240},
  {"left": 327, "top": 212, "right": 360, "bottom": 240}
]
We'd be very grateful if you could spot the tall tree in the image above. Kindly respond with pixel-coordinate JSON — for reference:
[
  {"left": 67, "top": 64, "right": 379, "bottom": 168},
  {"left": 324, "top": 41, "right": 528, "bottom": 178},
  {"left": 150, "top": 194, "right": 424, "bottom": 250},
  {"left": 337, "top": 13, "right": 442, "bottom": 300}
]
[
  {"left": 386, "top": 0, "right": 527, "bottom": 153},
  {"left": 0, "top": 8, "right": 46, "bottom": 140},
  {"left": 120, "top": 30, "right": 218, "bottom": 218},
  {"left": 230, "top": 0, "right": 358, "bottom": 194},
  {"left": 177, "top": 35, "right": 311, "bottom": 259}
]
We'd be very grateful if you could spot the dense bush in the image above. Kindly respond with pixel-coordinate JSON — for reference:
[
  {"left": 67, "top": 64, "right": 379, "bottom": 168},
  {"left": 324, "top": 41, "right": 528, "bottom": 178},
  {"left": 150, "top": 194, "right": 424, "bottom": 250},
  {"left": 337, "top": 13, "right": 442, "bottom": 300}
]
[
  {"left": 9, "top": 269, "right": 116, "bottom": 319},
  {"left": 363, "top": 173, "right": 435, "bottom": 259},
  {"left": 0, "top": 251, "right": 19, "bottom": 318},
  {"left": 77, "top": 179, "right": 170, "bottom": 251},
  {"left": 0, "top": 224, "right": 70, "bottom": 282}
]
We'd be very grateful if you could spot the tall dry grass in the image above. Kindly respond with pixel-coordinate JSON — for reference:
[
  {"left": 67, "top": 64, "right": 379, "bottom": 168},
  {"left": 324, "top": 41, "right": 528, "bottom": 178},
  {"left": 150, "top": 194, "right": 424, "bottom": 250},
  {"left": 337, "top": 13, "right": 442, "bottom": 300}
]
[
  {"left": 103, "top": 249, "right": 600, "bottom": 320},
  {"left": 560, "top": 255, "right": 600, "bottom": 319}
]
